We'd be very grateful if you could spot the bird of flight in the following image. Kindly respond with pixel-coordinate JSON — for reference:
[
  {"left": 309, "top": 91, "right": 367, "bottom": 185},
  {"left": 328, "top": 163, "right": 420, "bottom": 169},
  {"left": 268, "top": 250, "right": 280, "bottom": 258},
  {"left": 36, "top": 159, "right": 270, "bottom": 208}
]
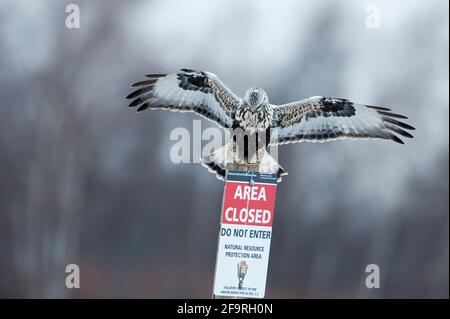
[{"left": 127, "top": 69, "right": 414, "bottom": 180}]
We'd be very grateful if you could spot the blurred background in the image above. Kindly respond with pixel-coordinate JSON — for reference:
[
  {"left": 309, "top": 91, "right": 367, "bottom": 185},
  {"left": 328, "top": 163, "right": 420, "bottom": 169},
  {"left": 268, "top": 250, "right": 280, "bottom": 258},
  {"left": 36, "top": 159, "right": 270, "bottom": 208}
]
[{"left": 0, "top": 0, "right": 448, "bottom": 298}]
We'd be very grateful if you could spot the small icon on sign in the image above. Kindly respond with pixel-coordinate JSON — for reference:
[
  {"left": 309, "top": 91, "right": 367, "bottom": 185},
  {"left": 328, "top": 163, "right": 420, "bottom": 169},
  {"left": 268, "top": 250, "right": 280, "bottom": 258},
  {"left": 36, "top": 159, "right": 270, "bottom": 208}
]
[{"left": 237, "top": 260, "right": 248, "bottom": 289}]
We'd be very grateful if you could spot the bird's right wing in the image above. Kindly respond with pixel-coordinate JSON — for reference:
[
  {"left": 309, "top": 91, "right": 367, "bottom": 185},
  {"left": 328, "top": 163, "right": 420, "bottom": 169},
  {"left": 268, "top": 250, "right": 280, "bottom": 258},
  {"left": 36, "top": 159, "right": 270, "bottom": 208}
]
[{"left": 126, "top": 69, "right": 240, "bottom": 128}]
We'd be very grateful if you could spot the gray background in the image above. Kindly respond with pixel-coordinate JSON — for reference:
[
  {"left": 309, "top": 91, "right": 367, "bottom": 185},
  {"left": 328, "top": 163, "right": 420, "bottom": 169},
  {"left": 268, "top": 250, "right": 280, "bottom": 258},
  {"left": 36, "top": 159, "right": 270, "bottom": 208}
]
[{"left": 0, "top": 0, "right": 448, "bottom": 298}]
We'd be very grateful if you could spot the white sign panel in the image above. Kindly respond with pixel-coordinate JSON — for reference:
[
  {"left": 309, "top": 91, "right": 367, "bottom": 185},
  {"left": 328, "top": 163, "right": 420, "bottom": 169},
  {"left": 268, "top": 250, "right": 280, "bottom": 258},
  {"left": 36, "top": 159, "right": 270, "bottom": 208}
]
[{"left": 213, "top": 171, "right": 278, "bottom": 298}]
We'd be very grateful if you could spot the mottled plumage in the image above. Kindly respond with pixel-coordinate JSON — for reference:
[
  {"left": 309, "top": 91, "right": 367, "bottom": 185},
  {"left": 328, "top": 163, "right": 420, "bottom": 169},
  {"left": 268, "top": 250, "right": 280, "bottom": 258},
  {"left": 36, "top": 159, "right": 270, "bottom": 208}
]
[
  {"left": 270, "top": 96, "right": 415, "bottom": 145},
  {"left": 127, "top": 69, "right": 415, "bottom": 180}
]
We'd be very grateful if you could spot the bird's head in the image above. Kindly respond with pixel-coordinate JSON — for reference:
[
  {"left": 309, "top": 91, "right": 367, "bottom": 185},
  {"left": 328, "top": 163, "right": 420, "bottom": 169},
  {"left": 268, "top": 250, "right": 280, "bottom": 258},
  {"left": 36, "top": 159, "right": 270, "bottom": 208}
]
[{"left": 244, "top": 88, "right": 269, "bottom": 111}]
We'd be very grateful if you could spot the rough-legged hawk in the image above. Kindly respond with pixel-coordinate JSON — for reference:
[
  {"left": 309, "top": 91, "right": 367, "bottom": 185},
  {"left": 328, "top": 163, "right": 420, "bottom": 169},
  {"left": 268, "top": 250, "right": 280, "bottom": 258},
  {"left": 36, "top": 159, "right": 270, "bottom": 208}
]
[{"left": 127, "top": 69, "right": 414, "bottom": 180}]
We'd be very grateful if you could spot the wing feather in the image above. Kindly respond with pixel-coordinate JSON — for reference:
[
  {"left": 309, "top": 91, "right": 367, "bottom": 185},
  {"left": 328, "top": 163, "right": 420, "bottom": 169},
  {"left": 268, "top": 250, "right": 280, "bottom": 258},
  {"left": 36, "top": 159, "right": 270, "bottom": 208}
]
[
  {"left": 270, "top": 96, "right": 414, "bottom": 144},
  {"left": 127, "top": 70, "right": 240, "bottom": 128}
]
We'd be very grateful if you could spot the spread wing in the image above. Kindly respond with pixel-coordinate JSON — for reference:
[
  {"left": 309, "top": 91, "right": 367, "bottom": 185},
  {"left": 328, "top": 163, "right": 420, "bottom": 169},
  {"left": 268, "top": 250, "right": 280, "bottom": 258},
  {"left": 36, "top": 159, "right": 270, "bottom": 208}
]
[
  {"left": 126, "top": 69, "right": 240, "bottom": 128},
  {"left": 270, "top": 96, "right": 415, "bottom": 145}
]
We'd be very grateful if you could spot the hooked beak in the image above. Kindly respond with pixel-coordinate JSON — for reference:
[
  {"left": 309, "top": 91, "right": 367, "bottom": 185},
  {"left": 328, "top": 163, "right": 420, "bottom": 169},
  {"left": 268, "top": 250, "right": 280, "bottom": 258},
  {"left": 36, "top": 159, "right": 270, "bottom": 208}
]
[{"left": 249, "top": 103, "right": 260, "bottom": 112}]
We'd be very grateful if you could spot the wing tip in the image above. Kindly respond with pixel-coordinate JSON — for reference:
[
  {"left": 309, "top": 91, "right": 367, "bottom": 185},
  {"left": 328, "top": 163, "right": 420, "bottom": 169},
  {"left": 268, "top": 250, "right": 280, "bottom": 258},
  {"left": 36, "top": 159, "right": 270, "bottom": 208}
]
[
  {"left": 378, "top": 110, "right": 409, "bottom": 119},
  {"left": 390, "top": 134, "right": 405, "bottom": 144},
  {"left": 126, "top": 85, "right": 154, "bottom": 100},
  {"left": 128, "top": 98, "right": 142, "bottom": 107},
  {"left": 131, "top": 79, "right": 158, "bottom": 88},
  {"left": 136, "top": 102, "right": 153, "bottom": 112},
  {"left": 366, "top": 105, "right": 411, "bottom": 120},
  {"left": 180, "top": 68, "right": 196, "bottom": 73},
  {"left": 366, "top": 105, "right": 392, "bottom": 111},
  {"left": 382, "top": 116, "right": 415, "bottom": 131},
  {"left": 145, "top": 73, "right": 166, "bottom": 78},
  {"left": 386, "top": 125, "right": 414, "bottom": 139}
]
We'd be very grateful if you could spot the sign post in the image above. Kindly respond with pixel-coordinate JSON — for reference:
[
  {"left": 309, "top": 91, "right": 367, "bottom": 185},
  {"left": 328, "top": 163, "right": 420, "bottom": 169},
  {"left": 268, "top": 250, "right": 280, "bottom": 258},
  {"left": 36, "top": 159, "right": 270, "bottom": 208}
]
[{"left": 212, "top": 170, "right": 278, "bottom": 299}]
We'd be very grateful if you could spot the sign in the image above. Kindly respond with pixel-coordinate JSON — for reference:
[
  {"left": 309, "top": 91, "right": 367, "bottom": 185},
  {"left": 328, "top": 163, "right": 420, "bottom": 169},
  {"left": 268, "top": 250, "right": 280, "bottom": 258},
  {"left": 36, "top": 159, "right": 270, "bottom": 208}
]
[{"left": 213, "top": 170, "right": 278, "bottom": 298}]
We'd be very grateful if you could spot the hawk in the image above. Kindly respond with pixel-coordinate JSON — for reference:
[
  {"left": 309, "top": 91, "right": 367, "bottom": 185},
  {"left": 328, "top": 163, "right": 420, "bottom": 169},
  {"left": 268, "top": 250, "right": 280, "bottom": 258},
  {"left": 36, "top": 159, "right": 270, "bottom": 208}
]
[{"left": 127, "top": 69, "right": 414, "bottom": 180}]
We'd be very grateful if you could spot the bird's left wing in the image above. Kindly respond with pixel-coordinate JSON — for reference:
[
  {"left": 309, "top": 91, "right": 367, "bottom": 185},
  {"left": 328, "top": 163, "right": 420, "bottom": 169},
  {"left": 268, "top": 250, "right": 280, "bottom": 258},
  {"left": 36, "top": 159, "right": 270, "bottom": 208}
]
[
  {"left": 126, "top": 69, "right": 240, "bottom": 128},
  {"left": 270, "top": 96, "right": 415, "bottom": 144}
]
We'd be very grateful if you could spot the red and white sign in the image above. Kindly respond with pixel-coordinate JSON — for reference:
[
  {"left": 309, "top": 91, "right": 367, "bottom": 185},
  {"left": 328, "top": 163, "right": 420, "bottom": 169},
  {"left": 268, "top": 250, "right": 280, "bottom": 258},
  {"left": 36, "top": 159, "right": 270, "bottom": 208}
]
[
  {"left": 222, "top": 182, "right": 277, "bottom": 227},
  {"left": 213, "top": 171, "right": 278, "bottom": 298}
]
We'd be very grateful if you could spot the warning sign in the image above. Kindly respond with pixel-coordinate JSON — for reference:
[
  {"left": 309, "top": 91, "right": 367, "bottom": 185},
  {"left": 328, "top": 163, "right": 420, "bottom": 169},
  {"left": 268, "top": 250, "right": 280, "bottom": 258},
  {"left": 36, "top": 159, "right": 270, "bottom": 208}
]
[{"left": 213, "top": 170, "right": 278, "bottom": 298}]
